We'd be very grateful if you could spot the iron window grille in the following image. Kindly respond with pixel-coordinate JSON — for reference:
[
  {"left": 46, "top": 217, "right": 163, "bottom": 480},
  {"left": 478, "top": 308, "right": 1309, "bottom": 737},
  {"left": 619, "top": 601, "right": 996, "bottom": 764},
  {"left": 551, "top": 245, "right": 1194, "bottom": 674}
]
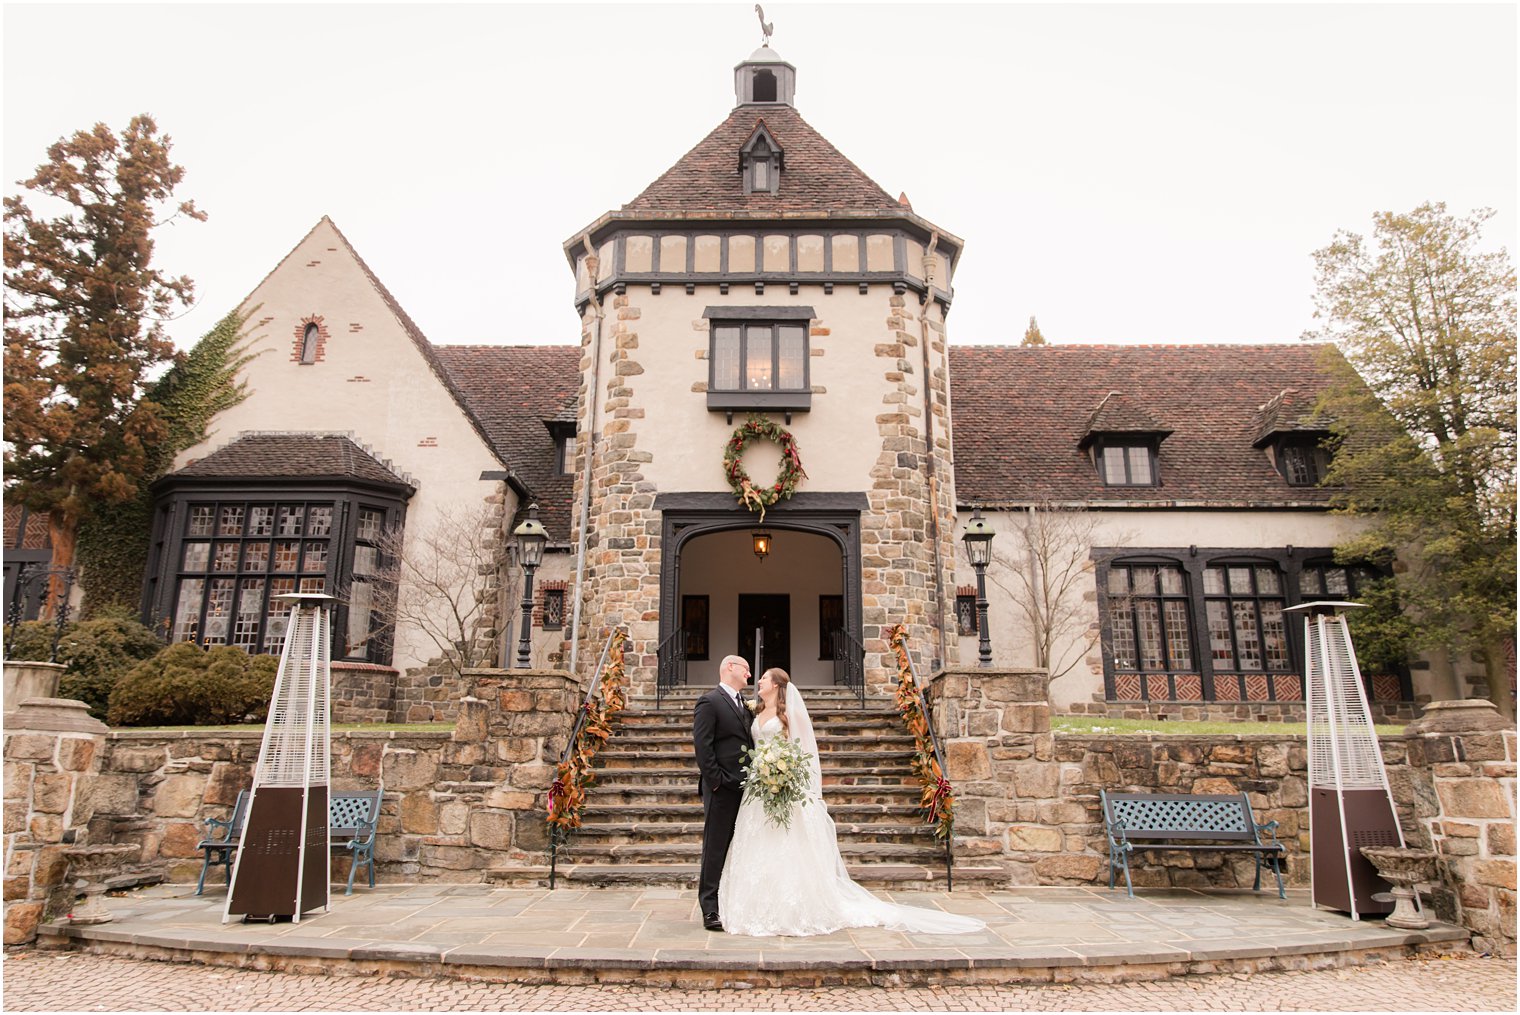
[
  {"left": 299, "top": 323, "right": 320, "bottom": 364},
  {"left": 541, "top": 588, "right": 566, "bottom": 630},
  {"left": 955, "top": 593, "right": 978, "bottom": 636}
]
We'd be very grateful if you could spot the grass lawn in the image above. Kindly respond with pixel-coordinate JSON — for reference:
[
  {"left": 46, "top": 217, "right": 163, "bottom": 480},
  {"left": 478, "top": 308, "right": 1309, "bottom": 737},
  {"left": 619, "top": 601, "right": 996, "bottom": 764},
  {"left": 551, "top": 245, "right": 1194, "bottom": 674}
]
[{"left": 1053, "top": 716, "right": 1407, "bottom": 736}]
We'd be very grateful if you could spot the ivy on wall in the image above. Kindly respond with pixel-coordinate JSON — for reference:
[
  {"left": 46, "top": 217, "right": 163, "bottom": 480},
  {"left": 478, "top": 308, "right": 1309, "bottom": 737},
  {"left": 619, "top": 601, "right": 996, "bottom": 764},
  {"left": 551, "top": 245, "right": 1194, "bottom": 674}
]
[{"left": 76, "top": 307, "right": 257, "bottom": 615}]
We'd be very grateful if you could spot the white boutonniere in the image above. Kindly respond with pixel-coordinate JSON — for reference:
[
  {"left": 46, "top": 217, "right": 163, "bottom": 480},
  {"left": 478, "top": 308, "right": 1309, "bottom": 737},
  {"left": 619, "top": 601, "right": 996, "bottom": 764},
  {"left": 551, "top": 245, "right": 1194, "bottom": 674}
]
[{"left": 745, "top": 697, "right": 760, "bottom": 713}]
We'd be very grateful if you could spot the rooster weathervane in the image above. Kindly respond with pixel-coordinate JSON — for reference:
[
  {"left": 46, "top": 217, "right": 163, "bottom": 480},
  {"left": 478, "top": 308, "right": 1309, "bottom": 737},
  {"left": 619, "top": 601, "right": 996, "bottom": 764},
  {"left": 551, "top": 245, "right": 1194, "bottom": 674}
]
[{"left": 755, "top": 5, "right": 774, "bottom": 46}]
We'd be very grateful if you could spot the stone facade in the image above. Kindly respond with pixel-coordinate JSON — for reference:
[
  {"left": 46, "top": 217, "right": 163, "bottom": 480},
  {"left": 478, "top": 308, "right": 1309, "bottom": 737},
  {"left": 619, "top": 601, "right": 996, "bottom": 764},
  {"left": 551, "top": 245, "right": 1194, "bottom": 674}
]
[{"left": 330, "top": 662, "right": 398, "bottom": 724}]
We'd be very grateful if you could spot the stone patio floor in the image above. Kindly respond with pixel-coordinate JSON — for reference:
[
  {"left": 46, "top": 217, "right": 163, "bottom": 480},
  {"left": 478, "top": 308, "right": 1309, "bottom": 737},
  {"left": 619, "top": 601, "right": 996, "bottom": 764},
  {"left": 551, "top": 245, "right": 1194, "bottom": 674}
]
[{"left": 36, "top": 883, "right": 1471, "bottom": 987}]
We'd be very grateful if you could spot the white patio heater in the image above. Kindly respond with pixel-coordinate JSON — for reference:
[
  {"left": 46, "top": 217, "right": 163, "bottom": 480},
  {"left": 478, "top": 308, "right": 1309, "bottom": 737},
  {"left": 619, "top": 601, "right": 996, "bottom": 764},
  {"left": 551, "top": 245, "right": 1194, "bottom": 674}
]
[
  {"left": 224, "top": 593, "right": 333, "bottom": 923},
  {"left": 1288, "top": 600, "right": 1398, "bottom": 919}
]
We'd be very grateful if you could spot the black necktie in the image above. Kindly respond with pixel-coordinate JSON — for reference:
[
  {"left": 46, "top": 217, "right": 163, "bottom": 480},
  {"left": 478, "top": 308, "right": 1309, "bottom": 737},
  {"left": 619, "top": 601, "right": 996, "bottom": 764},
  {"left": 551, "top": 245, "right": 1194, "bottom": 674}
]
[{"left": 731, "top": 692, "right": 747, "bottom": 719}]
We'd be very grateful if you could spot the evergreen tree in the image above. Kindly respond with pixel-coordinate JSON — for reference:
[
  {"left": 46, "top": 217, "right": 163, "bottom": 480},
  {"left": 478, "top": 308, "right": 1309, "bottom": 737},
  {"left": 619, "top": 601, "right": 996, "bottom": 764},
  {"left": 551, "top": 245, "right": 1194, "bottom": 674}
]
[{"left": 4, "top": 115, "right": 205, "bottom": 611}]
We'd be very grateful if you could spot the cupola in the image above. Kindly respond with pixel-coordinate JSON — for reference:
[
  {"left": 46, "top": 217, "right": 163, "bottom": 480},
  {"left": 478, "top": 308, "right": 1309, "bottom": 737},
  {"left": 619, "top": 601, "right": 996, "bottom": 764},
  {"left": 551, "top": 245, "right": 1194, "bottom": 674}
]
[{"left": 734, "top": 46, "right": 796, "bottom": 106}]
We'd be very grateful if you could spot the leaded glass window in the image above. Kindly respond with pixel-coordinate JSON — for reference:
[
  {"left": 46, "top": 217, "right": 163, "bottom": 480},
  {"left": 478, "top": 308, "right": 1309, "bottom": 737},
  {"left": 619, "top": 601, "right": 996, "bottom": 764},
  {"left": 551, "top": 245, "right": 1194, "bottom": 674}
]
[
  {"left": 1105, "top": 563, "right": 1194, "bottom": 673},
  {"left": 1203, "top": 563, "right": 1292, "bottom": 673}
]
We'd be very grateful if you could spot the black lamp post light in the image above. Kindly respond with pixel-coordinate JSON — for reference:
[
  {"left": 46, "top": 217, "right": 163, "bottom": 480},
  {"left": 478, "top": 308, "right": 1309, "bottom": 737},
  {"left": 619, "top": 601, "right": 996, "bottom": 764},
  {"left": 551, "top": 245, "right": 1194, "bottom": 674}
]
[
  {"left": 961, "top": 507, "right": 996, "bottom": 667},
  {"left": 512, "top": 504, "right": 548, "bottom": 669}
]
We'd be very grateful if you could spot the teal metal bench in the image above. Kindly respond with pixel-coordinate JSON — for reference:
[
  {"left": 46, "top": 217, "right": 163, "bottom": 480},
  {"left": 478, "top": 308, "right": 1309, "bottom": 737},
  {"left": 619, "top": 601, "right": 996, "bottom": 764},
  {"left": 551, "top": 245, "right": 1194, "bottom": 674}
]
[
  {"left": 194, "top": 788, "right": 381, "bottom": 896},
  {"left": 329, "top": 788, "right": 382, "bottom": 895},
  {"left": 195, "top": 790, "right": 250, "bottom": 895},
  {"left": 1101, "top": 790, "right": 1286, "bottom": 898}
]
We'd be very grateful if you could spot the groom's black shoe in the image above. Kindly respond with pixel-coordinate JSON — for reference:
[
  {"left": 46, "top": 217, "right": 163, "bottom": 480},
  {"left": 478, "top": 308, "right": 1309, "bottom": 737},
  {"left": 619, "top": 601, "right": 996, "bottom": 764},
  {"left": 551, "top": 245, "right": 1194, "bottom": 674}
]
[{"left": 703, "top": 913, "right": 724, "bottom": 932}]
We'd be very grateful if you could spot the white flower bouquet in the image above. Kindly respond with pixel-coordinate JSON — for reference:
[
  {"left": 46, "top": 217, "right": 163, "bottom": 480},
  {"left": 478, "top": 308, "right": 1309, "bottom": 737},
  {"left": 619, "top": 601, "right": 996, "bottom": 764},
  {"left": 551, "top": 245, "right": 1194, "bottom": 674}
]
[{"left": 741, "top": 735, "right": 812, "bottom": 829}]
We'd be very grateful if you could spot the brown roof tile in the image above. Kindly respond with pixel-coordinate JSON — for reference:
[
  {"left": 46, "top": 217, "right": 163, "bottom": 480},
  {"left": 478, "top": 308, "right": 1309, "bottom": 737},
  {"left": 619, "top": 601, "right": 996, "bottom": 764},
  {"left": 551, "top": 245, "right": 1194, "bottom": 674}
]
[
  {"left": 949, "top": 344, "right": 1344, "bottom": 507},
  {"left": 624, "top": 105, "right": 901, "bottom": 215},
  {"left": 433, "top": 345, "right": 582, "bottom": 543},
  {"left": 169, "top": 433, "right": 415, "bottom": 490},
  {"left": 1250, "top": 387, "right": 1327, "bottom": 448},
  {"left": 1078, "top": 391, "right": 1172, "bottom": 448}
]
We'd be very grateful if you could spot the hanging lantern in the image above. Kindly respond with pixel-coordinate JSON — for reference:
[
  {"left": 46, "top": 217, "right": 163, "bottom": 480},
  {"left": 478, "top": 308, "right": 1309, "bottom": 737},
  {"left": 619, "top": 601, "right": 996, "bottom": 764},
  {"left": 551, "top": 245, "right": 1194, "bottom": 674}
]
[{"left": 752, "top": 530, "right": 773, "bottom": 562}]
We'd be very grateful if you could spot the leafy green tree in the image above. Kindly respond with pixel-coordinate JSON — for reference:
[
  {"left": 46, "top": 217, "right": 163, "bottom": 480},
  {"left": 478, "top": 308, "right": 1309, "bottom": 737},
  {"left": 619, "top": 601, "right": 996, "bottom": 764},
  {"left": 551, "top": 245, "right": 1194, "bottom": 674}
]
[
  {"left": 3, "top": 114, "right": 205, "bottom": 612},
  {"left": 1307, "top": 203, "right": 1516, "bottom": 716}
]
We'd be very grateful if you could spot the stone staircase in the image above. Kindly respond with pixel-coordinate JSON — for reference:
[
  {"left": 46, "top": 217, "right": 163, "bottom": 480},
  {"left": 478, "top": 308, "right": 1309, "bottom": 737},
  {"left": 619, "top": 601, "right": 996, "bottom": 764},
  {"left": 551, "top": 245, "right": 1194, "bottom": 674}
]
[{"left": 489, "top": 685, "right": 1005, "bottom": 890}]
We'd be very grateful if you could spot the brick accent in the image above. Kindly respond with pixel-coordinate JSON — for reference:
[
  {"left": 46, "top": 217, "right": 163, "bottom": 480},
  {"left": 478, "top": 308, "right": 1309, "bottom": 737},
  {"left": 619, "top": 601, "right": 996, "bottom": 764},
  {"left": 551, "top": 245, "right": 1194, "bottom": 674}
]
[{"left": 291, "top": 315, "right": 330, "bottom": 364}]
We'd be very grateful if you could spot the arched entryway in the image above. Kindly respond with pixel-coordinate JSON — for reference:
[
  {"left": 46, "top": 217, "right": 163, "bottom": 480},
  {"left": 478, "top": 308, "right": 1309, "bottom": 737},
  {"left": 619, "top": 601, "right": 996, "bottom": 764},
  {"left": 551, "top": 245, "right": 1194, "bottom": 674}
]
[{"left": 654, "top": 493, "right": 864, "bottom": 693}]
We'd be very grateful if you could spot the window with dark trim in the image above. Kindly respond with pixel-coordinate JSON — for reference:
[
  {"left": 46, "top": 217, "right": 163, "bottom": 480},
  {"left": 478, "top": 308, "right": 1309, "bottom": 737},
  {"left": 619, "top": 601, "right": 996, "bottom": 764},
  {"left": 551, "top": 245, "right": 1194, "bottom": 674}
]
[
  {"left": 541, "top": 588, "right": 565, "bottom": 630},
  {"left": 818, "top": 595, "right": 843, "bottom": 659},
  {"left": 704, "top": 307, "right": 813, "bottom": 413},
  {"left": 1202, "top": 563, "right": 1291, "bottom": 674},
  {"left": 1096, "top": 439, "right": 1158, "bottom": 486},
  {"left": 681, "top": 594, "right": 709, "bottom": 661},
  {"left": 1094, "top": 548, "right": 1414, "bottom": 705},
  {"left": 554, "top": 435, "right": 573, "bottom": 476},
  {"left": 1106, "top": 562, "right": 1195, "bottom": 674},
  {"left": 1276, "top": 434, "right": 1331, "bottom": 486},
  {"left": 148, "top": 490, "right": 406, "bottom": 665},
  {"left": 955, "top": 593, "right": 978, "bottom": 636}
]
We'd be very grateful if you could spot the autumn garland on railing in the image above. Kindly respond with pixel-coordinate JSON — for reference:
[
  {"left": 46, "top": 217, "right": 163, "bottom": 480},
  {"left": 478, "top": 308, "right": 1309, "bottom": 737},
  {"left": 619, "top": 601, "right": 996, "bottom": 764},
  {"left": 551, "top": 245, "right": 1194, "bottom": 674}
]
[
  {"left": 887, "top": 623, "right": 955, "bottom": 841},
  {"left": 546, "top": 629, "right": 627, "bottom": 833}
]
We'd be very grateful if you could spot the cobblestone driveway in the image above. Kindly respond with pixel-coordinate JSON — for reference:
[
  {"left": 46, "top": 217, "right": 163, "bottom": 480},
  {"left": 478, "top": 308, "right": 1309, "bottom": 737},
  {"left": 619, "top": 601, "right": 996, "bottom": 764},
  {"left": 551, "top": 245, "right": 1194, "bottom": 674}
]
[{"left": 2, "top": 951, "right": 1513, "bottom": 1011}]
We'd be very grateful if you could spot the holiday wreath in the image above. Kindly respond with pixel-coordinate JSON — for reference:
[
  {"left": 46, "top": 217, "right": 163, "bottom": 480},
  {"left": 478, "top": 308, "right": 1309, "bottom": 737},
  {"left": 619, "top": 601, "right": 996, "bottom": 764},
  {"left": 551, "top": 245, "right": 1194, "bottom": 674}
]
[{"left": 723, "top": 414, "right": 807, "bottom": 522}]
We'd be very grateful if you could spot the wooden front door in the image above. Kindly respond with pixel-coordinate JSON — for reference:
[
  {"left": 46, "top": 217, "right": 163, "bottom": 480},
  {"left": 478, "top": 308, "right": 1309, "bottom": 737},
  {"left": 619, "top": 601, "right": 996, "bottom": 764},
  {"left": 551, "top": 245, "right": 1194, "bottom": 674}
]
[{"left": 738, "top": 594, "right": 790, "bottom": 675}]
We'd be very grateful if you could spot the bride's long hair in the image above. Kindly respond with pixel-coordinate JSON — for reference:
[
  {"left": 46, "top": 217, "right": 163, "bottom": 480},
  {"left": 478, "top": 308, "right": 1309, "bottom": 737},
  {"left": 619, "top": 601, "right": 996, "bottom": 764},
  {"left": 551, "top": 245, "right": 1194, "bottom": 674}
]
[{"left": 761, "top": 667, "right": 791, "bottom": 736}]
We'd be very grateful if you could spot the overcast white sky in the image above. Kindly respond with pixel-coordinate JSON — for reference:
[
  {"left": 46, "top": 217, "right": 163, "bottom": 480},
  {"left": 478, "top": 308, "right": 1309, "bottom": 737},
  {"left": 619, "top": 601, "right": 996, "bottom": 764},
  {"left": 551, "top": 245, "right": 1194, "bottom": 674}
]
[{"left": 4, "top": 2, "right": 1515, "bottom": 351}]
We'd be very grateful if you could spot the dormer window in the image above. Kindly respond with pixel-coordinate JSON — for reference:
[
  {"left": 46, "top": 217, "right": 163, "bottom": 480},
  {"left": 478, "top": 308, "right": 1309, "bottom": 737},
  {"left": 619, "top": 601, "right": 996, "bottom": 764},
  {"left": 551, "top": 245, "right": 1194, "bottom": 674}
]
[
  {"left": 1078, "top": 391, "right": 1170, "bottom": 488},
  {"left": 1097, "top": 439, "right": 1159, "bottom": 487},
  {"left": 1275, "top": 433, "right": 1331, "bottom": 486},
  {"left": 740, "top": 125, "right": 783, "bottom": 195},
  {"left": 545, "top": 420, "right": 577, "bottom": 477}
]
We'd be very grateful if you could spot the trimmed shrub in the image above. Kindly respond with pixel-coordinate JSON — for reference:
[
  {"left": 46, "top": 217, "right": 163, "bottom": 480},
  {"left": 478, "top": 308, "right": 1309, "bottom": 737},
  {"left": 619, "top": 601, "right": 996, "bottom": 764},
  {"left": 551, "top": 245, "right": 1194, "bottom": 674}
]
[
  {"left": 3, "top": 609, "right": 164, "bottom": 718},
  {"left": 108, "top": 642, "right": 277, "bottom": 727}
]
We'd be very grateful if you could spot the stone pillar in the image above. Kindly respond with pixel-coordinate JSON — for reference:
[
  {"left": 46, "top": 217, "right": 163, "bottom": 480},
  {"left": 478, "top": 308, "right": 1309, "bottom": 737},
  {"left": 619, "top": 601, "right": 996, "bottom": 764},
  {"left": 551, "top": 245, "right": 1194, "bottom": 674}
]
[
  {"left": 3, "top": 661, "right": 63, "bottom": 711},
  {"left": 1404, "top": 700, "right": 1516, "bottom": 956},
  {"left": 3, "top": 698, "right": 108, "bottom": 944},
  {"left": 932, "top": 666, "right": 1060, "bottom": 884},
  {"left": 399, "top": 668, "right": 580, "bottom": 877}
]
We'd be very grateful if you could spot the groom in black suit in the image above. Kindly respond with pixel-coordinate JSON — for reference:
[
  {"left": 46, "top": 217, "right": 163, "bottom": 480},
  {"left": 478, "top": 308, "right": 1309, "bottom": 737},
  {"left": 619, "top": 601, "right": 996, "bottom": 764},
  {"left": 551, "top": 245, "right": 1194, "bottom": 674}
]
[{"left": 692, "top": 654, "right": 755, "bottom": 932}]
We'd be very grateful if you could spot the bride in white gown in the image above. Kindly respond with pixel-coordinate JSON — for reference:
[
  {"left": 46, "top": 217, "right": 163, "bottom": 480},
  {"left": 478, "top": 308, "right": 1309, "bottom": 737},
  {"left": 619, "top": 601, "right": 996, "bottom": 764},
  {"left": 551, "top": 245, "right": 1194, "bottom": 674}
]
[{"left": 717, "top": 668, "right": 986, "bottom": 937}]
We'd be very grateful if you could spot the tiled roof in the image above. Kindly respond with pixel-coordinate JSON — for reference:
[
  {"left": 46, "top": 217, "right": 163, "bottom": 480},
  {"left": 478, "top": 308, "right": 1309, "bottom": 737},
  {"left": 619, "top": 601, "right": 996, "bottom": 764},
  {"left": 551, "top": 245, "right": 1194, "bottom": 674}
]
[
  {"left": 1251, "top": 388, "right": 1327, "bottom": 448},
  {"left": 624, "top": 105, "right": 902, "bottom": 215},
  {"left": 433, "top": 345, "right": 582, "bottom": 543},
  {"left": 949, "top": 344, "right": 1343, "bottom": 507},
  {"left": 3, "top": 503, "right": 51, "bottom": 551},
  {"left": 1078, "top": 391, "right": 1172, "bottom": 448},
  {"left": 169, "top": 433, "right": 415, "bottom": 490}
]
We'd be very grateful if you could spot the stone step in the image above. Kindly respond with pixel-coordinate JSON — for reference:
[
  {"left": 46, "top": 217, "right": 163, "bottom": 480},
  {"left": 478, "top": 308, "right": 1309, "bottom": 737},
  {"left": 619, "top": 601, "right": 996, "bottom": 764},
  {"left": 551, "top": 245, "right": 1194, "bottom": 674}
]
[
  {"left": 486, "top": 863, "right": 1008, "bottom": 891},
  {"left": 600, "top": 732, "right": 919, "bottom": 750},
  {"left": 557, "top": 841, "right": 950, "bottom": 864},
  {"left": 567, "top": 801, "right": 928, "bottom": 822},
  {"left": 565, "top": 821, "right": 937, "bottom": 846},
  {"left": 609, "top": 716, "right": 912, "bottom": 735},
  {"left": 592, "top": 751, "right": 916, "bottom": 770},
  {"left": 583, "top": 767, "right": 918, "bottom": 787},
  {"left": 585, "top": 784, "right": 924, "bottom": 807}
]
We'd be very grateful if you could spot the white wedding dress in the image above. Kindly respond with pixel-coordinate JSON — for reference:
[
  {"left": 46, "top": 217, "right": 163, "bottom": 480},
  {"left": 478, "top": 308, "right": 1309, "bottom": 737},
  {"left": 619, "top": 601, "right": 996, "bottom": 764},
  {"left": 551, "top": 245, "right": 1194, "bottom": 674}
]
[{"left": 717, "top": 683, "right": 986, "bottom": 937}]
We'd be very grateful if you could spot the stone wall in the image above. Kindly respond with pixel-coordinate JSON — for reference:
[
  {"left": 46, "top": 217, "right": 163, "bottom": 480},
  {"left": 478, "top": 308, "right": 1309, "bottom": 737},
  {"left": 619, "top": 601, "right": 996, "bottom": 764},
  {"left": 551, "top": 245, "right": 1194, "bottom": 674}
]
[
  {"left": 1400, "top": 705, "right": 1516, "bottom": 955},
  {"left": 80, "top": 668, "right": 576, "bottom": 891},
  {"left": 3, "top": 699, "right": 108, "bottom": 944},
  {"left": 330, "top": 662, "right": 397, "bottom": 724}
]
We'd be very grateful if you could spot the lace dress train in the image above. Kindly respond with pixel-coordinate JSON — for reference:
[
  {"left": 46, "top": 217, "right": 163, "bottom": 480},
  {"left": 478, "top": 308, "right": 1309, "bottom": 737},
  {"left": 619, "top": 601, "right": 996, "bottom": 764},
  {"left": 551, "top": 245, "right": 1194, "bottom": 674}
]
[{"left": 717, "top": 716, "right": 986, "bottom": 937}]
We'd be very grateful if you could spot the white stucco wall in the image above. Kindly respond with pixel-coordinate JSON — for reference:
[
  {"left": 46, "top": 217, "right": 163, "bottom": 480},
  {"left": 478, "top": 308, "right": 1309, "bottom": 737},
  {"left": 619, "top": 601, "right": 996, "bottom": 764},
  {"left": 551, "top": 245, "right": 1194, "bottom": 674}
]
[
  {"left": 620, "top": 285, "right": 918, "bottom": 494},
  {"left": 179, "top": 219, "right": 507, "bottom": 674}
]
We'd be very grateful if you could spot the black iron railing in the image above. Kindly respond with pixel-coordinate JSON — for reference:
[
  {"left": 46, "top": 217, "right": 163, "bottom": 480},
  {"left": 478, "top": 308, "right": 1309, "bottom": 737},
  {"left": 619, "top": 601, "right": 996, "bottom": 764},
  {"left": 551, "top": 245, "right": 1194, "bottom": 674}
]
[
  {"left": 830, "top": 629, "right": 866, "bottom": 707},
  {"left": 888, "top": 624, "right": 955, "bottom": 891},
  {"left": 5, "top": 565, "right": 77, "bottom": 662},
  {"left": 547, "top": 627, "right": 626, "bottom": 889},
  {"left": 655, "top": 627, "right": 688, "bottom": 708}
]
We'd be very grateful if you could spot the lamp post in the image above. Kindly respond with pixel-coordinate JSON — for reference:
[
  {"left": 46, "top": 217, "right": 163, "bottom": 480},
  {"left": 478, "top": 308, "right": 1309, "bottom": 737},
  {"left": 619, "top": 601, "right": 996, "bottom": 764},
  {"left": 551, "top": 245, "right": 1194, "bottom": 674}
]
[
  {"left": 961, "top": 507, "right": 995, "bottom": 667},
  {"left": 512, "top": 504, "right": 548, "bottom": 669}
]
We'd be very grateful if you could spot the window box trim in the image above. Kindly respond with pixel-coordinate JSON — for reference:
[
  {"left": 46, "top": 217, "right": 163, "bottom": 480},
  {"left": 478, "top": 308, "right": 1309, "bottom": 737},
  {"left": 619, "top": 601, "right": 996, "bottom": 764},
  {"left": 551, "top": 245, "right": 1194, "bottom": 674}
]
[{"left": 702, "top": 306, "right": 816, "bottom": 321}]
